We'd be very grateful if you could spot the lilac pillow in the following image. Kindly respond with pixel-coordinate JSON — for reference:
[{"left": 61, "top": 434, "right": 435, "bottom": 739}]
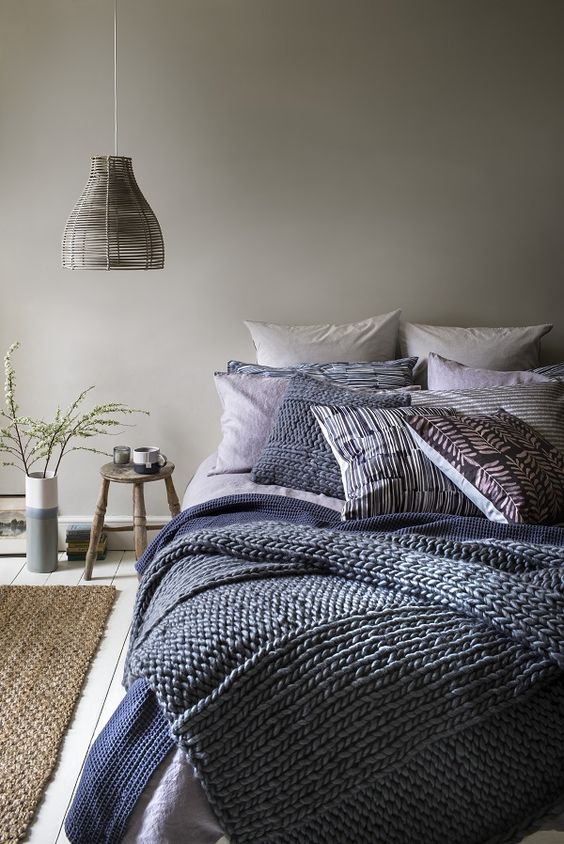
[
  {"left": 211, "top": 373, "right": 290, "bottom": 475},
  {"left": 427, "top": 353, "right": 552, "bottom": 391}
]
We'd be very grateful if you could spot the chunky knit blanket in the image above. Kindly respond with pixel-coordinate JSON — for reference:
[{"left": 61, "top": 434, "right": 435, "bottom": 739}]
[{"left": 120, "top": 519, "right": 564, "bottom": 844}]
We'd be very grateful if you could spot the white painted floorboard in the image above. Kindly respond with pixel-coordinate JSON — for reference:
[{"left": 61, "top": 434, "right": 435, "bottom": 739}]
[{"left": 0, "top": 552, "right": 137, "bottom": 844}]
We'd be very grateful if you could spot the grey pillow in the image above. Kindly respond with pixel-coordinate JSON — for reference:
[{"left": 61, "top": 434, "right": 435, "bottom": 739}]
[
  {"left": 427, "top": 353, "right": 552, "bottom": 391},
  {"left": 245, "top": 311, "right": 401, "bottom": 366},
  {"left": 411, "top": 382, "right": 564, "bottom": 455},
  {"left": 399, "top": 322, "right": 553, "bottom": 386},
  {"left": 211, "top": 373, "right": 290, "bottom": 475},
  {"left": 251, "top": 375, "right": 412, "bottom": 498}
]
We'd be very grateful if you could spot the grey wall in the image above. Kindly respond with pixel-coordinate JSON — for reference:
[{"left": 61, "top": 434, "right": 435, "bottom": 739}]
[{"left": 1, "top": 0, "right": 563, "bottom": 518}]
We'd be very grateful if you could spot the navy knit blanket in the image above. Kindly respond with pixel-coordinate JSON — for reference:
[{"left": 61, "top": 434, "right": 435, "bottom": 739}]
[
  {"left": 66, "top": 495, "right": 564, "bottom": 844},
  {"left": 135, "top": 493, "right": 564, "bottom": 575}
]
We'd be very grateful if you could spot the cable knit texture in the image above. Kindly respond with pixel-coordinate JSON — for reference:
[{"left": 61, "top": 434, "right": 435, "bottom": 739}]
[
  {"left": 122, "top": 519, "right": 564, "bottom": 844},
  {"left": 251, "top": 375, "right": 412, "bottom": 497}
]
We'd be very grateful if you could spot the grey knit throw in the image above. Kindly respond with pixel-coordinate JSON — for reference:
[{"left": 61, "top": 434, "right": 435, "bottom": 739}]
[{"left": 125, "top": 522, "right": 564, "bottom": 843}]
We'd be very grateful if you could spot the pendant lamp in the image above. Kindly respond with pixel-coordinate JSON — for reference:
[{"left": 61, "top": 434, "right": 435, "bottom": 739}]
[{"left": 62, "top": 0, "right": 164, "bottom": 270}]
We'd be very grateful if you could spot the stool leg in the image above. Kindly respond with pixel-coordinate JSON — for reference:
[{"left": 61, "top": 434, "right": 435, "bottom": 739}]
[
  {"left": 164, "top": 475, "right": 181, "bottom": 517},
  {"left": 84, "top": 478, "right": 110, "bottom": 581},
  {"left": 133, "top": 483, "right": 148, "bottom": 559}
]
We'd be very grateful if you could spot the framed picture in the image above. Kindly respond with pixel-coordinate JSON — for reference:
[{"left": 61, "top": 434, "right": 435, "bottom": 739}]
[{"left": 0, "top": 495, "right": 26, "bottom": 556}]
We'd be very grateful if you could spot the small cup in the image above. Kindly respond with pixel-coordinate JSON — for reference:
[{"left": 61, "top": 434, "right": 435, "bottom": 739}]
[
  {"left": 133, "top": 447, "right": 167, "bottom": 475},
  {"left": 113, "top": 446, "right": 131, "bottom": 465}
]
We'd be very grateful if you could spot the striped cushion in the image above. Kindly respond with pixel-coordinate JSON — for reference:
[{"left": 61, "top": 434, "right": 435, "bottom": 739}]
[
  {"left": 534, "top": 362, "right": 564, "bottom": 380},
  {"left": 311, "top": 404, "right": 480, "bottom": 520},
  {"left": 227, "top": 358, "right": 417, "bottom": 390},
  {"left": 407, "top": 410, "right": 564, "bottom": 524},
  {"left": 412, "top": 382, "right": 564, "bottom": 455},
  {"left": 251, "top": 376, "right": 412, "bottom": 498}
]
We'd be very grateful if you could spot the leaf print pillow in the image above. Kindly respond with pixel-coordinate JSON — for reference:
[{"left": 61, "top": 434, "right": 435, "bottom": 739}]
[{"left": 406, "top": 409, "right": 564, "bottom": 524}]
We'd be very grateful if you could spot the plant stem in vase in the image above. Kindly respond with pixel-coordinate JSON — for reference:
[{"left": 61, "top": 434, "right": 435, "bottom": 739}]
[{"left": 1, "top": 342, "right": 148, "bottom": 573}]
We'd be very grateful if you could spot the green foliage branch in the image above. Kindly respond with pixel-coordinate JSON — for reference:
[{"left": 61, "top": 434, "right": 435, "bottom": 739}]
[{"left": 0, "top": 342, "right": 148, "bottom": 477}]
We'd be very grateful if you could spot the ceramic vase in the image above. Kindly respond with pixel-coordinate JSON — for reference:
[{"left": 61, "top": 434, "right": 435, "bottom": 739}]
[{"left": 25, "top": 472, "right": 58, "bottom": 573}]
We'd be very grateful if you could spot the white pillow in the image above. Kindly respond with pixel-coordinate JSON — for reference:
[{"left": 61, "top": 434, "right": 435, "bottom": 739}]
[
  {"left": 244, "top": 311, "right": 401, "bottom": 367},
  {"left": 399, "top": 322, "right": 552, "bottom": 386}
]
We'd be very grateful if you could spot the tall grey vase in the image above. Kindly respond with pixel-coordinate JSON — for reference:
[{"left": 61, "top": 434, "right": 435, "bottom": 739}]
[{"left": 25, "top": 472, "right": 58, "bottom": 573}]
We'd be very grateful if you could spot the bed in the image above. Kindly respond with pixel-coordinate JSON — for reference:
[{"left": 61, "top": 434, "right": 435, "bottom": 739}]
[{"left": 65, "top": 315, "right": 564, "bottom": 844}]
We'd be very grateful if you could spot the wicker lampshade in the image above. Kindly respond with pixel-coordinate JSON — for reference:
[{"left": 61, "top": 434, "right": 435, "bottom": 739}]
[{"left": 62, "top": 155, "right": 164, "bottom": 270}]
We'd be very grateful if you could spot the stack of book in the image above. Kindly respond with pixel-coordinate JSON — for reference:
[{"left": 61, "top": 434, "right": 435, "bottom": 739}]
[{"left": 66, "top": 523, "right": 108, "bottom": 561}]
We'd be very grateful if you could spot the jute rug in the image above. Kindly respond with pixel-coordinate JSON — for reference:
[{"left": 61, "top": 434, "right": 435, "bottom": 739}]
[{"left": 0, "top": 584, "right": 116, "bottom": 844}]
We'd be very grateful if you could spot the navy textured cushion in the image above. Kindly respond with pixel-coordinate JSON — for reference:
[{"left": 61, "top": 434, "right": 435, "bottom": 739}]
[
  {"left": 251, "top": 375, "right": 412, "bottom": 498},
  {"left": 227, "top": 357, "right": 417, "bottom": 390}
]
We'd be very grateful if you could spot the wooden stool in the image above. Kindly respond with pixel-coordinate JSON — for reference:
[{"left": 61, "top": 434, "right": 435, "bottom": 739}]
[{"left": 84, "top": 462, "right": 181, "bottom": 580}]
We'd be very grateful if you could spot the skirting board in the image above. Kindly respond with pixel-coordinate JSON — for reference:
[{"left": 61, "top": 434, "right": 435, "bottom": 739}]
[{"left": 57, "top": 515, "right": 172, "bottom": 552}]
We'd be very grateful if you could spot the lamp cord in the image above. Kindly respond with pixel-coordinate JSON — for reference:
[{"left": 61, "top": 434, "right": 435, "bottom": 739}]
[{"left": 114, "top": 0, "right": 118, "bottom": 156}]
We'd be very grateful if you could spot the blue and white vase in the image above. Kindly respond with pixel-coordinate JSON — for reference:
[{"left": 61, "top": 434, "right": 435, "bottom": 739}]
[{"left": 25, "top": 472, "right": 59, "bottom": 573}]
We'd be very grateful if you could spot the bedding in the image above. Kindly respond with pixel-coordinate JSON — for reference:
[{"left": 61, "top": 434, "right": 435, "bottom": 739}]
[
  {"left": 312, "top": 404, "right": 480, "bottom": 519},
  {"left": 65, "top": 340, "right": 564, "bottom": 843},
  {"left": 184, "top": 453, "right": 343, "bottom": 511},
  {"left": 122, "top": 747, "right": 226, "bottom": 844},
  {"left": 66, "top": 492, "right": 564, "bottom": 844},
  {"left": 407, "top": 409, "right": 564, "bottom": 524},
  {"left": 399, "top": 321, "right": 552, "bottom": 384},
  {"left": 426, "top": 352, "right": 551, "bottom": 390},
  {"left": 245, "top": 310, "right": 401, "bottom": 366},
  {"left": 123, "top": 741, "right": 564, "bottom": 844},
  {"left": 250, "top": 375, "right": 412, "bottom": 498}
]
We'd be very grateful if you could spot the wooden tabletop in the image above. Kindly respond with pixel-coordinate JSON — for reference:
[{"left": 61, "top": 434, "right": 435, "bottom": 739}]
[{"left": 99, "top": 462, "right": 175, "bottom": 483}]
